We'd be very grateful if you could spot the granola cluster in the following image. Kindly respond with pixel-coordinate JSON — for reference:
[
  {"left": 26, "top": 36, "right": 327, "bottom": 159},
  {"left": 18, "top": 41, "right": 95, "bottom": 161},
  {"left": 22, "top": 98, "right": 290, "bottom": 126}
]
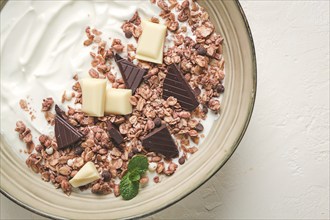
[
  {"left": 15, "top": 0, "right": 225, "bottom": 196},
  {"left": 15, "top": 121, "right": 34, "bottom": 154}
]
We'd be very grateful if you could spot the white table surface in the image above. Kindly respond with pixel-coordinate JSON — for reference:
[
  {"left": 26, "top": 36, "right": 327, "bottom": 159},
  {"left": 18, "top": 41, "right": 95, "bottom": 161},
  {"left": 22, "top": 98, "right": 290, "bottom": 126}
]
[{"left": 1, "top": 1, "right": 329, "bottom": 219}]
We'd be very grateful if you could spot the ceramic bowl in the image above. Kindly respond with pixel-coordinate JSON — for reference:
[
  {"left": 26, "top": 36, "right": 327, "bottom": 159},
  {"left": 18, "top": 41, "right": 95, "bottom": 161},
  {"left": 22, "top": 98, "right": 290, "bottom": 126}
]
[{"left": 0, "top": 0, "right": 256, "bottom": 219}]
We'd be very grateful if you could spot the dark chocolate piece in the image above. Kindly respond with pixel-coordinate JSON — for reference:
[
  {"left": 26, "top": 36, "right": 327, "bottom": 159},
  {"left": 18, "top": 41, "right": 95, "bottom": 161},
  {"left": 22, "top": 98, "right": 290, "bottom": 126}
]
[
  {"left": 197, "top": 46, "right": 207, "bottom": 56},
  {"left": 195, "top": 123, "right": 204, "bottom": 132},
  {"left": 202, "top": 104, "right": 208, "bottom": 114},
  {"left": 153, "top": 117, "right": 162, "bottom": 128},
  {"left": 55, "top": 115, "right": 83, "bottom": 149},
  {"left": 141, "top": 125, "right": 179, "bottom": 158},
  {"left": 124, "top": 30, "right": 133, "bottom": 39},
  {"left": 178, "top": 156, "right": 185, "bottom": 165},
  {"left": 216, "top": 84, "right": 225, "bottom": 93},
  {"left": 132, "top": 147, "right": 140, "bottom": 154},
  {"left": 101, "top": 170, "right": 111, "bottom": 182},
  {"left": 114, "top": 54, "right": 146, "bottom": 93},
  {"left": 74, "top": 146, "right": 84, "bottom": 155},
  {"left": 107, "top": 121, "right": 124, "bottom": 146},
  {"left": 55, "top": 104, "right": 67, "bottom": 120},
  {"left": 163, "top": 64, "right": 199, "bottom": 111}
]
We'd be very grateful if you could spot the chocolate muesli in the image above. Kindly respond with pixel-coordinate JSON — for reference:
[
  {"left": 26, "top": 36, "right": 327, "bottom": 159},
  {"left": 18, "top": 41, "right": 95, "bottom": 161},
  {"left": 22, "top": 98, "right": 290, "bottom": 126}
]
[{"left": 12, "top": 0, "right": 225, "bottom": 199}]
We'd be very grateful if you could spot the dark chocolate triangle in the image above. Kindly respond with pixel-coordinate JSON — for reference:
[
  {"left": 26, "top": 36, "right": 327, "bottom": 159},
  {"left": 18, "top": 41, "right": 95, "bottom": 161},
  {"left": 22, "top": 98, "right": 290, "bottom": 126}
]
[
  {"left": 106, "top": 121, "right": 124, "bottom": 147},
  {"left": 114, "top": 54, "right": 146, "bottom": 93},
  {"left": 55, "top": 115, "right": 83, "bottom": 149},
  {"left": 142, "top": 125, "right": 179, "bottom": 158},
  {"left": 163, "top": 64, "right": 199, "bottom": 111}
]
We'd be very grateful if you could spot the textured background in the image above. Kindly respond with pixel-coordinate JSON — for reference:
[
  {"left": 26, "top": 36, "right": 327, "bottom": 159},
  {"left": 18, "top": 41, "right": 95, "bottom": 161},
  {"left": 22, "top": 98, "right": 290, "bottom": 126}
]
[{"left": 1, "top": 1, "right": 329, "bottom": 219}]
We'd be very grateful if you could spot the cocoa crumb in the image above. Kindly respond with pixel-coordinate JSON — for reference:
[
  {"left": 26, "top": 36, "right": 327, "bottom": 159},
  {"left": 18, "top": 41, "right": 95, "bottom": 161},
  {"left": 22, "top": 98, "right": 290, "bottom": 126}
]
[
  {"left": 153, "top": 176, "right": 160, "bottom": 183},
  {"left": 84, "top": 39, "right": 93, "bottom": 46},
  {"left": 140, "top": 176, "right": 149, "bottom": 186},
  {"left": 188, "top": 146, "right": 198, "bottom": 154},
  {"left": 150, "top": 17, "right": 160, "bottom": 24},
  {"left": 178, "top": 8, "right": 190, "bottom": 22},
  {"left": 113, "top": 184, "right": 120, "bottom": 197},
  {"left": 157, "top": 0, "right": 170, "bottom": 12},
  {"left": 72, "top": 82, "right": 81, "bottom": 92},
  {"left": 73, "top": 74, "right": 79, "bottom": 81},
  {"left": 129, "top": 11, "right": 141, "bottom": 26},
  {"left": 111, "top": 39, "right": 124, "bottom": 52},
  {"left": 91, "top": 183, "right": 112, "bottom": 195},
  {"left": 19, "top": 99, "right": 28, "bottom": 112},
  {"left": 41, "top": 97, "right": 54, "bottom": 112},
  {"left": 208, "top": 99, "right": 221, "bottom": 112},
  {"left": 15, "top": 121, "right": 35, "bottom": 153},
  {"left": 166, "top": 18, "right": 179, "bottom": 32},
  {"left": 92, "top": 28, "right": 102, "bottom": 36}
]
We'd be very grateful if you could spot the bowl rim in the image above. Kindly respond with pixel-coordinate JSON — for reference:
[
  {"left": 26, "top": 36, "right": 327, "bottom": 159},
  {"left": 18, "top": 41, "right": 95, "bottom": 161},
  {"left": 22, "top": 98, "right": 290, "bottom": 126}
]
[{"left": 0, "top": 0, "right": 257, "bottom": 219}]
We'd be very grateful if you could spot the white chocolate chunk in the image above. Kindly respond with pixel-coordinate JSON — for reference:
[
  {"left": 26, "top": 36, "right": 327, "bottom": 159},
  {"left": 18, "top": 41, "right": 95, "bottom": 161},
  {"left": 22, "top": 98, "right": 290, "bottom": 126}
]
[
  {"left": 80, "top": 78, "right": 106, "bottom": 117},
  {"left": 69, "top": 162, "right": 100, "bottom": 188},
  {"left": 148, "top": 162, "right": 157, "bottom": 172},
  {"left": 105, "top": 88, "right": 132, "bottom": 115},
  {"left": 136, "top": 20, "right": 167, "bottom": 64}
]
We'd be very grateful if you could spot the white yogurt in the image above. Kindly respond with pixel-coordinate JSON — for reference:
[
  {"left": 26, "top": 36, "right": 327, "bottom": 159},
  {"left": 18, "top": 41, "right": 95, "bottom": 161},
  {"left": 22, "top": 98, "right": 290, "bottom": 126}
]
[{"left": 0, "top": 0, "right": 220, "bottom": 163}]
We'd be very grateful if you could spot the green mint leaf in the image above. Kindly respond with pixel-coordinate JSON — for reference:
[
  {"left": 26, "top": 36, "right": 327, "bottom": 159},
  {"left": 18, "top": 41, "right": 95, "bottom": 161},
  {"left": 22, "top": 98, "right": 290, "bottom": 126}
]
[
  {"left": 120, "top": 173, "right": 139, "bottom": 200},
  {"left": 127, "top": 155, "right": 148, "bottom": 174},
  {"left": 129, "top": 171, "right": 141, "bottom": 182},
  {"left": 120, "top": 155, "right": 148, "bottom": 200}
]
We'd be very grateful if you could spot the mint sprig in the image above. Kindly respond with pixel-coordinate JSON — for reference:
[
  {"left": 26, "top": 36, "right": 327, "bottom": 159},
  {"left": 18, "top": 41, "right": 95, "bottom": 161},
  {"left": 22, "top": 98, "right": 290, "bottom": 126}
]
[{"left": 120, "top": 155, "right": 148, "bottom": 200}]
